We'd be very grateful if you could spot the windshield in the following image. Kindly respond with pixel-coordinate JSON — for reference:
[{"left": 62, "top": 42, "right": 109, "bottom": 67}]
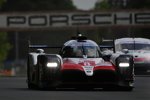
[
  {"left": 61, "top": 46, "right": 101, "bottom": 58},
  {"left": 120, "top": 43, "right": 150, "bottom": 51}
]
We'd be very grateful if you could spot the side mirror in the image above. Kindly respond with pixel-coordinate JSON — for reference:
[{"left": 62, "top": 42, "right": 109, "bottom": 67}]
[
  {"left": 102, "top": 54, "right": 111, "bottom": 61},
  {"left": 122, "top": 49, "right": 129, "bottom": 54},
  {"left": 36, "top": 49, "right": 44, "bottom": 53}
]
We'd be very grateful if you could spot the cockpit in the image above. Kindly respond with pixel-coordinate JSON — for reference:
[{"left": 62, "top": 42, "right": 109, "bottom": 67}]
[{"left": 60, "top": 40, "right": 102, "bottom": 58}]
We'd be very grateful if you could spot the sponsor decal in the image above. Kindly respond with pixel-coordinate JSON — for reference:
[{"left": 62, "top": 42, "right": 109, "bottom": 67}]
[
  {"left": 0, "top": 11, "right": 149, "bottom": 30},
  {"left": 83, "top": 65, "right": 94, "bottom": 76}
]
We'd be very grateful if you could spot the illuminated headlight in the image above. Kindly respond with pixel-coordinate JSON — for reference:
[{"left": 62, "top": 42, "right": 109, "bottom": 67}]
[
  {"left": 119, "top": 63, "right": 129, "bottom": 67},
  {"left": 46, "top": 62, "right": 58, "bottom": 68}
]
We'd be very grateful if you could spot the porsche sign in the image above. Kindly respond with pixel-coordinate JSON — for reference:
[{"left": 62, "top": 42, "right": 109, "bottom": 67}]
[{"left": 0, "top": 11, "right": 150, "bottom": 31}]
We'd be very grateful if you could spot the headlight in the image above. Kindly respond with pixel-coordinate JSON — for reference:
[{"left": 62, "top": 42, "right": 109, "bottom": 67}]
[
  {"left": 119, "top": 62, "right": 129, "bottom": 67},
  {"left": 46, "top": 62, "right": 58, "bottom": 68}
]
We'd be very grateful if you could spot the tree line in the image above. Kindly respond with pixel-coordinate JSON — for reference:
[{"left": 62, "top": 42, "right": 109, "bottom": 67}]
[{"left": 95, "top": 0, "right": 150, "bottom": 10}]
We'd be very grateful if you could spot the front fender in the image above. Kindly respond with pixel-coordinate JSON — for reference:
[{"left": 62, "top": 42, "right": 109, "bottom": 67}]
[
  {"left": 37, "top": 54, "right": 62, "bottom": 81},
  {"left": 111, "top": 54, "right": 134, "bottom": 81}
]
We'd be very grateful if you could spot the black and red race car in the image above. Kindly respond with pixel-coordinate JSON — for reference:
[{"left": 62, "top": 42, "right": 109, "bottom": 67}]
[{"left": 27, "top": 34, "right": 134, "bottom": 91}]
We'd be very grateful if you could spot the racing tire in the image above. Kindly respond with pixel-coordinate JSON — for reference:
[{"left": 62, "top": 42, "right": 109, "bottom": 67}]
[
  {"left": 103, "top": 85, "right": 133, "bottom": 91},
  {"left": 27, "top": 82, "right": 37, "bottom": 90},
  {"left": 119, "top": 86, "right": 133, "bottom": 91},
  {"left": 120, "top": 81, "right": 134, "bottom": 91},
  {"left": 38, "top": 66, "right": 47, "bottom": 89},
  {"left": 37, "top": 67, "right": 57, "bottom": 90},
  {"left": 27, "top": 59, "right": 37, "bottom": 90}
]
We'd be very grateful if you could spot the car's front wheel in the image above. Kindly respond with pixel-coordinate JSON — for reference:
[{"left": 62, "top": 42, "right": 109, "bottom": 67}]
[{"left": 38, "top": 66, "right": 47, "bottom": 89}]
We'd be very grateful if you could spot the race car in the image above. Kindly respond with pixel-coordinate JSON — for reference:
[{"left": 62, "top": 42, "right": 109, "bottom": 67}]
[
  {"left": 115, "top": 38, "right": 150, "bottom": 75},
  {"left": 27, "top": 34, "right": 134, "bottom": 91}
]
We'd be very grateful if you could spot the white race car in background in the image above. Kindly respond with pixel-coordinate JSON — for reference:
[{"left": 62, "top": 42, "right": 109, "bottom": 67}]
[{"left": 115, "top": 38, "right": 150, "bottom": 75}]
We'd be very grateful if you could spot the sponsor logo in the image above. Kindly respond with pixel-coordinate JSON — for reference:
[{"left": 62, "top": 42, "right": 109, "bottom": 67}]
[{"left": 2, "top": 11, "right": 149, "bottom": 29}]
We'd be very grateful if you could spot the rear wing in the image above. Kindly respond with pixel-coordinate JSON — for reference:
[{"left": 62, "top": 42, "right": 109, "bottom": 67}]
[
  {"left": 28, "top": 41, "right": 62, "bottom": 53},
  {"left": 29, "top": 45, "right": 62, "bottom": 49}
]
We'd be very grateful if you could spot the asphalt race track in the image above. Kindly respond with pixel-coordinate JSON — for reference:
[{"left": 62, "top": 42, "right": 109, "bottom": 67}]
[{"left": 0, "top": 76, "right": 150, "bottom": 100}]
